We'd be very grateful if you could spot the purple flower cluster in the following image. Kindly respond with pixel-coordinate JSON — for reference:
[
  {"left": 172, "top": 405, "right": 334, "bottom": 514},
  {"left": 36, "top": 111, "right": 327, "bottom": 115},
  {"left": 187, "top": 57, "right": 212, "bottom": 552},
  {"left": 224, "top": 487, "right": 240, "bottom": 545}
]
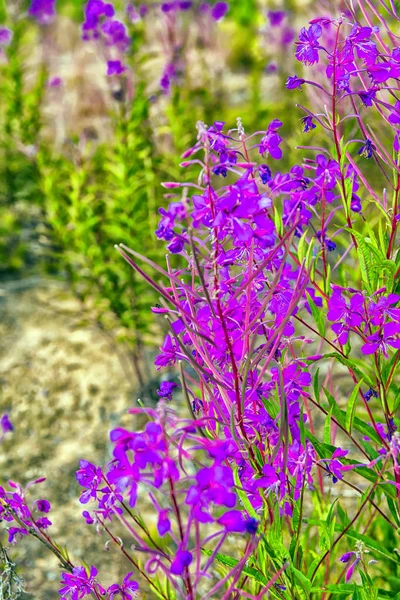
[
  {"left": 82, "top": 0, "right": 130, "bottom": 76},
  {"left": 0, "top": 479, "right": 52, "bottom": 544},
  {"left": 28, "top": 0, "right": 56, "bottom": 23},
  {"left": 328, "top": 289, "right": 400, "bottom": 356}
]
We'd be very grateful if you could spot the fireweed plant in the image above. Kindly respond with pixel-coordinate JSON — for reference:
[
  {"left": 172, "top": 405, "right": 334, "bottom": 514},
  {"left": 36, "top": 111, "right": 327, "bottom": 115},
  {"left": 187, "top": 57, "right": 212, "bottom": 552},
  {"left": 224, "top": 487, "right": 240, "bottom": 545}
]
[{"left": 3, "top": 2, "right": 400, "bottom": 600}]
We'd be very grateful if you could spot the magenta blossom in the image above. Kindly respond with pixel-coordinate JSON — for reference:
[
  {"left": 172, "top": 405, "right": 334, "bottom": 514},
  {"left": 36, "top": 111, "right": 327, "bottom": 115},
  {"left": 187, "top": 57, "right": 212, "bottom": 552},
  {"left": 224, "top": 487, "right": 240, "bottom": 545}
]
[
  {"left": 59, "top": 566, "right": 105, "bottom": 600},
  {"left": 107, "top": 573, "right": 139, "bottom": 599},
  {"left": 295, "top": 23, "right": 323, "bottom": 65},
  {"left": 361, "top": 322, "right": 400, "bottom": 357}
]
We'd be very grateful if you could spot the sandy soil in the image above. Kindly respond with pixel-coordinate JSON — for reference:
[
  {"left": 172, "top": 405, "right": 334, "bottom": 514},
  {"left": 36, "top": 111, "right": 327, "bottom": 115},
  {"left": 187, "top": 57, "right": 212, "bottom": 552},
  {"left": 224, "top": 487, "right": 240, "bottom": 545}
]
[{"left": 0, "top": 279, "right": 147, "bottom": 598}]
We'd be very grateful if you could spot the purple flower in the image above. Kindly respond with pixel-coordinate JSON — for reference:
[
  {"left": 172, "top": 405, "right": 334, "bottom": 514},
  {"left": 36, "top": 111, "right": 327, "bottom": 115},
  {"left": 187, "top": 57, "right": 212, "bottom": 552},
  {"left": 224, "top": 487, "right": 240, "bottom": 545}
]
[
  {"left": 345, "top": 557, "right": 361, "bottom": 582},
  {"left": 107, "top": 573, "right": 139, "bottom": 599},
  {"left": 33, "top": 499, "right": 51, "bottom": 513},
  {"left": 267, "top": 10, "right": 286, "bottom": 27},
  {"left": 295, "top": 23, "right": 322, "bottom": 65},
  {"left": 157, "top": 509, "right": 171, "bottom": 536},
  {"left": 323, "top": 448, "right": 350, "bottom": 483},
  {"left": 211, "top": 2, "right": 228, "bottom": 21},
  {"left": 364, "top": 388, "right": 379, "bottom": 402},
  {"left": 218, "top": 510, "right": 258, "bottom": 534},
  {"left": 358, "top": 139, "right": 375, "bottom": 159},
  {"left": 344, "top": 25, "right": 378, "bottom": 65},
  {"left": 82, "top": 510, "right": 94, "bottom": 524},
  {"left": 259, "top": 164, "right": 272, "bottom": 184},
  {"left": 8, "top": 527, "right": 28, "bottom": 544},
  {"left": 327, "top": 290, "right": 365, "bottom": 345},
  {"left": 1, "top": 413, "right": 13, "bottom": 434},
  {"left": 154, "top": 334, "right": 180, "bottom": 368},
  {"left": 48, "top": 76, "right": 62, "bottom": 87},
  {"left": 157, "top": 380, "right": 178, "bottom": 400},
  {"left": 29, "top": 0, "right": 56, "bottom": 23},
  {"left": 76, "top": 460, "right": 104, "bottom": 504},
  {"left": 301, "top": 115, "right": 316, "bottom": 133},
  {"left": 36, "top": 516, "right": 52, "bottom": 529},
  {"left": 101, "top": 19, "right": 130, "bottom": 50},
  {"left": 358, "top": 88, "right": 376, "bottom": 107},
  {"left": 315, "top": 154, "right": 340, "bottom": 190},
  {"left": 361, "top": 322, "right": 400, "bottom": 357},
  {"left": 212, "top": 165, "right": 228, "bottom": 177},
  {"left": 259, "top": 120, "right": 283, "bottom": 160},
  {"left": 107, "top": 60, "right": 126, "bottom": 76},
  {"left": 170, "top": 549, "right": 192, "bottom": 575},
  {"left": 369, "top": 294, "right": 400, "bottom": 326},
  {"left": 340, "top": 551, "right": 356, "bottom": 563},
  {"left": 0, "top": 27, "right": 12, "bottom": 46},
  {"left": 59, "top": 566, "right": 105, "bottom": 600},
  {"left": 286, "top": 75, "right": 305, "bottom": 89}
]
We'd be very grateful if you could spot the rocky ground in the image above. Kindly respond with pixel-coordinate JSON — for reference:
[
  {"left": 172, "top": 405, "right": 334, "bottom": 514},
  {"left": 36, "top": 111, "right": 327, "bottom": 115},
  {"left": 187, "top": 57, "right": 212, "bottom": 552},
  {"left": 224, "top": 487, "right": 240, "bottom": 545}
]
[{"left": 0, "top": 278, "right": 153, "bottom": 598}]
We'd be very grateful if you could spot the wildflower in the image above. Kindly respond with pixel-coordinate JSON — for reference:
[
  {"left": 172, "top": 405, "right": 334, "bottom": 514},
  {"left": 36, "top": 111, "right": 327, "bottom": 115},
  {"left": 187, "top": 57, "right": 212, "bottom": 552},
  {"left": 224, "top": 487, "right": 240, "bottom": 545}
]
[
  {"left": 212, "top": 165, "right": 228, "bottom": 177},
  {"left": 358, "top": 88, "right": 376, "bottom": 107},
  {"left": 59, "top": 566, "right": 105, "bottom": 600},
  {"left": 389, "top": 101, "right": 400, "bottom": 127},
  {"left": 259, "top": 164, "right": 272, "bottom": 184},
  {"left": 8, "top": 527, "right": 28, "bottom": 545},
  {"left": 48, "top": 76, "right": 62, "bottom": 87},
  {"left": 343, "top": 25, "right": 378, "bottom": 65},
  {"left": 286, "top": 75, "right": 305, "bottom": 89},
  {"left": 160, "top": 63, "right": 177, "bottom": 93},
  {"left": 295, "top": 23, "right": 322, "bottom": 65},
  {"left": 369, "top": 294, "right": 400, "bottom": 326},
  {"left": 107, "top": 573, "right": 139, "bottom": 599},
  {"left": 29, "top": 0, "right": 56, "bottom": 23},
  {"left": 1, "top": 414, "right": 13, "bottom": 434},
  {"left": 217, "top": 510, "right": 258, "bottom": 534},
  {"left": 315, "top": 154, "right": 340, "bottom": 190},
  {"left": 157, "top": 509, "right": 171, "bottom": 536},
  {"left": 211, "top": 2, "right": 228, "bottom": 21},
  {"left": 82, "top": 510, "right": 94, "bottom": 524},
  {"left": 361, "top": 322, "right": 400, "bottom": 357},
  {"left": 327, "top": 289, "right": 365, "bottom": 344},
  {"left": 340, "top": 552, "right": 356, "bottom": 563},
  {"left": 33, "top": 499, "right": 51, "bottom": 513},
  {"left": 345, "top": 557, "right": 361, "bottom": 582},
  {"left": 76, "top": 460, "right": 105, "bottom": 504},
  {"left": 157, "top": 380, "right": 178, "bottom": 401},
  {"left": 301, "top": 115, "right": 316, "bottom": 133},
  {"left": 322, "top": 448, "right": 352, "bottom": 483},
  {"left": 358, "top": 139, "right": 375, "bottom": 159},
  {"left": 170, "top": 549, "right": 193, "bottom": 575},
  {"left": 154, "top": 334, "right": 180, "bottom": 368},
  {"left": 364, "top": 388, "right": 379, "bottom": 402},
  {"left": 0, "top": 27, "right": 12, "bottom": 46},
  {"left": 350, "top": 193, "right": 362, "bottom": 213},
  {"left": 107, "top": 60, "right": 126, "bottom": 76},
  {"left": 259, "top": 120, "right": 283, "bottom": 159},
  {"left": 36, "top": 517, "right": 52, "bottom": 529},
  {"left": 267, "top": 10, "right": 286, "bottom": 27}
]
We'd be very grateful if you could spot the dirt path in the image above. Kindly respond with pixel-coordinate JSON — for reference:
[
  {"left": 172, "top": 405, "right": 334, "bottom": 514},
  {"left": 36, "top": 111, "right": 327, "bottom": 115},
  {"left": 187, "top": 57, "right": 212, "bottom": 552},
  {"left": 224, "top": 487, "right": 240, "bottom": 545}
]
[{"left": 0, "top": 279, "right": 142, "bottom": 598}]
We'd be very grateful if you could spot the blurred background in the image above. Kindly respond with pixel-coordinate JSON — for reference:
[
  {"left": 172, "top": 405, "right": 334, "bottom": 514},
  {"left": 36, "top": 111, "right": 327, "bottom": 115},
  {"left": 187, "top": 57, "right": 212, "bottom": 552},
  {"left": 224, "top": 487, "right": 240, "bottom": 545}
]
[{"left": 0, "top": 0, "right": 344, "bottom": 596}]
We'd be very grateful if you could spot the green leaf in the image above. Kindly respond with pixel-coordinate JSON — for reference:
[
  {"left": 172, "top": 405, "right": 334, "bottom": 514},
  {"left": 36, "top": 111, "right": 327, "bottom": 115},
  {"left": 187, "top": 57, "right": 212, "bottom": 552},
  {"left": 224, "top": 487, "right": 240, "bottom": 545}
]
[
  {"left": 291, "top": 565, "right": 312, "bottom": 594},
  {"left": 297, "top": 230, "right": 309, "bottom": 264},
  {"left": 233, "top": 466, "right": 258, "bottom": 519},
  {"left": 201, "top": 549, "right": 268, "bottom": 585},
  {"left": 345, "top": 380, "right": 363, "bottom": 433},
  {"left": 323, "top": 407, "right": 333, "bottom": 445},
  {"left": 313, "top": 368, "right": 320, "bottom": 401},
  {"left": 305, "top": 291, "right": 325, "bottom": 337}
]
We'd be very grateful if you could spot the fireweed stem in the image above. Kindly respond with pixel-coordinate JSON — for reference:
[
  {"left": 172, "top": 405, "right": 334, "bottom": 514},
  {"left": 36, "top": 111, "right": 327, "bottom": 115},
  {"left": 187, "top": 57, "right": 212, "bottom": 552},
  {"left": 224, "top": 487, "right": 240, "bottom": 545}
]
[{"left": 310, "top": 456, "right": 390, "bottom": 582}]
